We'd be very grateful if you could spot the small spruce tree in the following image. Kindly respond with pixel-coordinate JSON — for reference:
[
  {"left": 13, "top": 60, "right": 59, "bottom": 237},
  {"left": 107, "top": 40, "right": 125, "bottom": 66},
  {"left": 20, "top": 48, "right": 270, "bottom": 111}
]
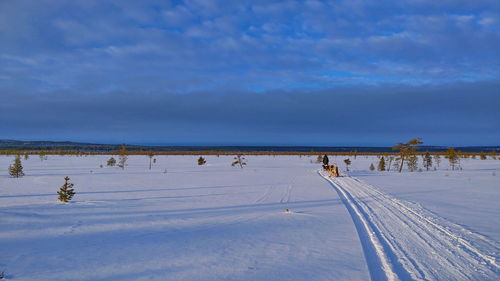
[
  {"left": 107, "top": 157, "right": 116, "bottom": 166},
  {"left": 57, "top": 176, "right": 75, "bottom": 203},
  {"left": 9, "top": 155, "right": 24, "bottom": 178},
  {"left": 198, "top": 156, "right": 207, "bottom": 165},
  {"left": 377, "top": 157, "right": 386, "bottom": 171},
  {"left": 369, "top": 163, "right": 375, "bottom": 171},
  {"left": 423, "top": 152, "right": 433, "bottom": 171}
]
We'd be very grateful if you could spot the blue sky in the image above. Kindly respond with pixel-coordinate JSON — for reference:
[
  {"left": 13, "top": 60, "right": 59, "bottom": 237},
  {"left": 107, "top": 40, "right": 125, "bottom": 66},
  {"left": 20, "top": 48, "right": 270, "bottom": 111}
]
[{"left": 0, "top": 0, "right": 499, "bottom": 146}]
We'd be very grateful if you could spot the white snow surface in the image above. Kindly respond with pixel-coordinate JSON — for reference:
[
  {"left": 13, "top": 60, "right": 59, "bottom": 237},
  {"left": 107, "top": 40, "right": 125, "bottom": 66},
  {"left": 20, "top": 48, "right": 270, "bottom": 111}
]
[
  {"left": 0, "top": 155, "right": 367, "bottom": 281},
  {"left": 1, "top": 155, "right": 499, "bottom": 280}
]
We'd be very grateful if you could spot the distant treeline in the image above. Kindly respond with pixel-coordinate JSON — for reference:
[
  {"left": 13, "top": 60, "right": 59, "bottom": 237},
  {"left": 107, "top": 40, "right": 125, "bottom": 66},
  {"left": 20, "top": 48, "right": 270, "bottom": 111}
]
[{"left": 0, "top": 139, "right": 498, "bottom": 155}]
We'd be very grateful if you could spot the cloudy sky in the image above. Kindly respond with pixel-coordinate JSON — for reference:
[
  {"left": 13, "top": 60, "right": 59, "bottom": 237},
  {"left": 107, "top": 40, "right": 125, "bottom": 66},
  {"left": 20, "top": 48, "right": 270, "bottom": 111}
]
[{"left": 1, "top": 0, "right": 499, "bottom": 146}]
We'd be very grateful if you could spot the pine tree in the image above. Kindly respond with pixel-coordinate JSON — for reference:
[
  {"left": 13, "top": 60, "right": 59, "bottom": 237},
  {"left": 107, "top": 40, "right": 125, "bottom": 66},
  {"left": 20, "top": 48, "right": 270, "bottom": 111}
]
[
  {"left": 198, "top": 156, "right": 207, "bottom": 165},
  {"left": 232, "top": 155, "right": 247, "bottom": 168},
  {"left": 377, "top": 157, "right": 386, "bottom": 171},
  {"left": 57, "top": 176, "right": 75, "bottom": 203},
  {"left": 369, "top": 163, "right": 375, "bottom": 171},
  {"left": 344, "top": 158, "right": 351, "bottom": 171},
  {"left": 445, "top": 147, "right": 460, "bottom": 170},
  {"left": 107, "top": 157, "right": 116, "bottom": 166},
  {"left": 423, "top": 152, "right": 433, "bottom": 171},
  {"left": 117, "top": 144, "right": 128, "bottom": 170},
  {"left": 9, "top": 155, "right": 24, "bottom": 178},
  {"left": 392, "top": 138, "right": 423, "bottom": 172}
]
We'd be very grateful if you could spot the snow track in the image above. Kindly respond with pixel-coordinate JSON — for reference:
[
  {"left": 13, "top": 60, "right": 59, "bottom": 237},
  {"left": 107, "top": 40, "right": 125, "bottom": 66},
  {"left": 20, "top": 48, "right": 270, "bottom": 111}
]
[{"left": 320, "top": 172, "right": 499, "bottom": 281}]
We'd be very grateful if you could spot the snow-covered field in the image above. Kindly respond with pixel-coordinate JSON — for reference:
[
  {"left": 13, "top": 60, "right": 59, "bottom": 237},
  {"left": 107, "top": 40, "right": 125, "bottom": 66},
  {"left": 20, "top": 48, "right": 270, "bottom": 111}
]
[{"left": 1, "top": 155, "right": 499, "bottom": 280}]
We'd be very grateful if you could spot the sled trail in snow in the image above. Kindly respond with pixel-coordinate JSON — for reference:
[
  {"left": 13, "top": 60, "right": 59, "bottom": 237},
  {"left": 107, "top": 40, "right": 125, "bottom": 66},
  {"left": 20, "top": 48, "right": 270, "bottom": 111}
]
[{"left": 320, "top": 172, "right": 499, "bottom": 281}]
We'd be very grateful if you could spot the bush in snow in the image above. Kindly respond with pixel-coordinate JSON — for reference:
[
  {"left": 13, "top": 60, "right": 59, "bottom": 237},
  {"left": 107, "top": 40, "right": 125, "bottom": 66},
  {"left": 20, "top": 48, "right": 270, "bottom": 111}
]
[
  {"left": 107, "top": 157, "right": 116, "bottom": 166},
  {"left": 9, "top": 155, "right": 24, "bottom": 178},
  {"left": 58, "top": 176, "right": 75, "bottom": 203},
  {"left": 198, "top": 156, "right": 207, "bottom": 165},
  {"left": 369, "top": 163, "right": 375, "bottom": 171}
]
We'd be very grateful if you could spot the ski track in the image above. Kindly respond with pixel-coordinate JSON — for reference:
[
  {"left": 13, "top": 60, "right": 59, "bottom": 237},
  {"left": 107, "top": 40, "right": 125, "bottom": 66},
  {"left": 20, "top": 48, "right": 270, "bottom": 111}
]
[{"left": 320, "top": 171, "right": 499, "bottom": 281}]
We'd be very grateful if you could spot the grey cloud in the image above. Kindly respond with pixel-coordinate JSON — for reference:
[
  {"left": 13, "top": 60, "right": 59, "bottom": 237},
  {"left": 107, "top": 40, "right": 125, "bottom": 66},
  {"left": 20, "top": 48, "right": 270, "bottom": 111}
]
[{"left": 1, "top": 81, "right": 499, "bottom": 145}]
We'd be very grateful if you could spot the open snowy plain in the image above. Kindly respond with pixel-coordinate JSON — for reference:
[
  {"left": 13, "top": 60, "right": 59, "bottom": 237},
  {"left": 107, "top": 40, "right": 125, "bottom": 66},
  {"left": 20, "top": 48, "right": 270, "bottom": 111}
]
[{"left": 1, "top": 155, "right": 498, "bottom": 280}]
